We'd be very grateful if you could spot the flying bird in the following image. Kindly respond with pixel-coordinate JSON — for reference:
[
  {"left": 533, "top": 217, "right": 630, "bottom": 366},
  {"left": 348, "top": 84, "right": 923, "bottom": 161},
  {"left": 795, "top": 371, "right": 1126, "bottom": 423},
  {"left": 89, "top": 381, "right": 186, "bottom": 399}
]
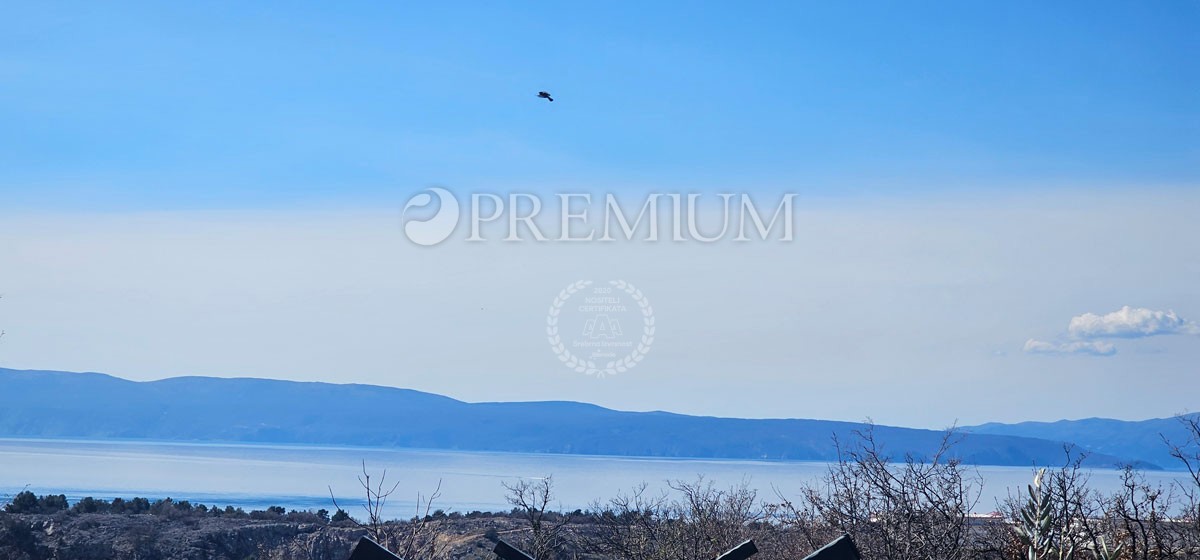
[{"left": 537, "top": 91, "right": 554, "bottom": 102}]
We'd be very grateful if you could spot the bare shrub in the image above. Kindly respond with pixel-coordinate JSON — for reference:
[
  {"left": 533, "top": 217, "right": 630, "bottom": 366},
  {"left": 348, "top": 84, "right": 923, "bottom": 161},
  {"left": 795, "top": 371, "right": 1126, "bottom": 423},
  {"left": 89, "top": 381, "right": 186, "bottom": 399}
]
[
  {"left": 587, "top": 477, "right": 771, "bottom": 560},
  {"left": 776, "top": 424, "right": 981, "bottom": 560},
  {"left": 503, "top": 476, "right": 573, "bottom": 560},
  {"left": 1160, "top": 413, "right": 1200, "bottom": 557},
  {"left": 330, "top": 461, "right": 449, "bottom": 559}
]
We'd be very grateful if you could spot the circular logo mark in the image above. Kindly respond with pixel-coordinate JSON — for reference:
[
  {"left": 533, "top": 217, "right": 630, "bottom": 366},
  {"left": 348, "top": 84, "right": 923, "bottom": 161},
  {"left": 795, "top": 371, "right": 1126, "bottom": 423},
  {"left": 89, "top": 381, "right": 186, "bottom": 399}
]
[
  {"left": 547, "top": 280, "right": 655, "bottom": 378},
  {"left": 402, "top": 187, "right": 460, "bottom": 246}
]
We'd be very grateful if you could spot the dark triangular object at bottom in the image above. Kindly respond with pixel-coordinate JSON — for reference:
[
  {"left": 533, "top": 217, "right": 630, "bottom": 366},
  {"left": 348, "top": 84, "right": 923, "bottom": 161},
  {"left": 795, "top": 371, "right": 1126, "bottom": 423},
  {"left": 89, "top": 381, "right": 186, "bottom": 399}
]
[
  {"left": 716, "top": 539, "right": 758, "bottom": 560},
  {"left": 347, "top": 536, "right": 404, "bottom": 560},
  {"left": 802, "top": 533, "right": 861, "bottom": 560},
  {"left": 493, "top": 539, "right": 536, "bottom": 560}
]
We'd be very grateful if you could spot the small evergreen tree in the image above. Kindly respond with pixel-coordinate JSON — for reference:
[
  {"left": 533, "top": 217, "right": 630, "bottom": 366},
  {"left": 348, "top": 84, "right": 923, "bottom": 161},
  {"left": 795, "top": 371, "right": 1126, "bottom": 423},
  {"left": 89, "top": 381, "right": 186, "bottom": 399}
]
[
  {"left": 37, "top": 494, "right": 68, "bottom": 513},
  {"left": 71, "top": 496, "right": 109, "bottom": 514},
  {"left": 4, "top": 491, "right": 38, "bottom": 514},
  {"left": 128, "top": 497, "right": 151, "bottom": 514}
]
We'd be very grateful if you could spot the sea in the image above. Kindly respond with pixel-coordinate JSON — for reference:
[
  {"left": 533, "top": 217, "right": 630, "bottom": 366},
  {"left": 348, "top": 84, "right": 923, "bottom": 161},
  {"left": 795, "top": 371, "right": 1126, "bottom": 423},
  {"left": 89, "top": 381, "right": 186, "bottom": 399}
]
[{"left": 0, "top": 438, "right": 1192, "bottom": 519}]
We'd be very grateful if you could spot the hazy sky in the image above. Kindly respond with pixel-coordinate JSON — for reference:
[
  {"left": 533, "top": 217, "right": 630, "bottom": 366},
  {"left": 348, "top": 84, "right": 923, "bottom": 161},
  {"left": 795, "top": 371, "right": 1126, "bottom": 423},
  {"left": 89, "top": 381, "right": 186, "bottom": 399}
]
[{"left": 1, "top": 3, "right": 1197, "bottom": 428}]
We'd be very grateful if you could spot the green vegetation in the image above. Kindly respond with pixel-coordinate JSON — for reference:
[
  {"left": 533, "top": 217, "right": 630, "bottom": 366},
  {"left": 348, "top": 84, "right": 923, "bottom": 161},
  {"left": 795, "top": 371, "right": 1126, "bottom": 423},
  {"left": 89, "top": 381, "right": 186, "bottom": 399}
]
[
  {"left": 4, "top": 492, "right": 66, "bottom": 515},
  {"left": 3, "top": 491, "right": 331, "bottom": 524}
]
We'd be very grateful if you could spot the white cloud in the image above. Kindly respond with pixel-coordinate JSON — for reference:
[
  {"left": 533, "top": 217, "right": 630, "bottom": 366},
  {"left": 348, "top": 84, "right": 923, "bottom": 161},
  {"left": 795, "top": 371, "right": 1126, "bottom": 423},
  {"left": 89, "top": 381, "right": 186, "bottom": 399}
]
[
  {"left": 1068, "top": 306, "right": 1200, "bottom": 339},
  {"left": 1025, "top": 306, "right": 1198, "bottom": 357},
  {"left": 1024, "top": 339, "right": 1116, "bottom": 356}
]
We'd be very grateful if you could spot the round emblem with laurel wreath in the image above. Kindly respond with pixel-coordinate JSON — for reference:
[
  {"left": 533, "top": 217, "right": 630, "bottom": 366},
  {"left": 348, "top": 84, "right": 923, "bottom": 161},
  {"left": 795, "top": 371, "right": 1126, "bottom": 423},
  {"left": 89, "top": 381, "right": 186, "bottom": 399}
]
[{"left": 547, "top": 280, "right": 655, "bottom": 378}]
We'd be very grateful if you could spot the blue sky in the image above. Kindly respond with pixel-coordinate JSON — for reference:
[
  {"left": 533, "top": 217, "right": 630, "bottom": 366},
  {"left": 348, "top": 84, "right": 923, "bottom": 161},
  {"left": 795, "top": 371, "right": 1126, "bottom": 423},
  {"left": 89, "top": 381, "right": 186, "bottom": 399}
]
[
  {"left": 3, "top": 2, "right": 1196, "bottom": 208},
  {"left": 1, "top": 3, "right": 1198, "bottom": 427}
]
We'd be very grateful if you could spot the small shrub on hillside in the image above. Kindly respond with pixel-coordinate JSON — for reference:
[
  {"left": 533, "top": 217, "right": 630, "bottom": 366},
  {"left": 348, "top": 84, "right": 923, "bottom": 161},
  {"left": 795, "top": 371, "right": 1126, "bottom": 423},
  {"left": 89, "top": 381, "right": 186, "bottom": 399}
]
[{"left": 3, "top": 491, "right": 69, "bottom": 514}]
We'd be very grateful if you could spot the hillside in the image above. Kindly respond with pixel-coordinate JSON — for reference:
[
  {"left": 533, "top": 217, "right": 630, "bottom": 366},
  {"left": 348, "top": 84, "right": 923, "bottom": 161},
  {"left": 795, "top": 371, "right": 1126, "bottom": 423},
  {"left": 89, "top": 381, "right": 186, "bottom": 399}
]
[
  {"left": 0, "top": 368, "right": 1158, "bottom": 469},
  {"left": 965, "top": 415, "right": 1199, "bottom": 471}
]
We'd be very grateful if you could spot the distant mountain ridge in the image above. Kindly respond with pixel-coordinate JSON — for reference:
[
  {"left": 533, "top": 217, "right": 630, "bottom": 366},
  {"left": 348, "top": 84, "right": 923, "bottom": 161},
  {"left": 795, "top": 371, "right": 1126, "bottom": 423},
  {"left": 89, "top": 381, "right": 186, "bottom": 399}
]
[
  {"left": 964, "top": 415, "right": 1199, "bottom": 472},
  {"left": 0, "top": 368, "right": 1175, "bottom": 470}
]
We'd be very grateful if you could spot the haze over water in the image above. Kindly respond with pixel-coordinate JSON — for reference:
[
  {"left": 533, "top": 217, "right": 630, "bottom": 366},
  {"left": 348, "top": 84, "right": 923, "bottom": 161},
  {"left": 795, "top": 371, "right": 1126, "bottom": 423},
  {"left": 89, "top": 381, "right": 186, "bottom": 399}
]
[{"left": 2, "top": 439, "right": 1191, "bottom": 519}]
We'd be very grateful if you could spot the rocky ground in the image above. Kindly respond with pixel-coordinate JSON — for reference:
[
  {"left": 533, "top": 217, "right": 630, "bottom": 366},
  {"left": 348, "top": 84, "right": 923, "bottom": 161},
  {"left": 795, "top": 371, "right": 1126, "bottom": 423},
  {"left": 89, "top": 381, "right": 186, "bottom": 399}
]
[{"left": 0, "top": 512, "right": 527, "bottom": 560}]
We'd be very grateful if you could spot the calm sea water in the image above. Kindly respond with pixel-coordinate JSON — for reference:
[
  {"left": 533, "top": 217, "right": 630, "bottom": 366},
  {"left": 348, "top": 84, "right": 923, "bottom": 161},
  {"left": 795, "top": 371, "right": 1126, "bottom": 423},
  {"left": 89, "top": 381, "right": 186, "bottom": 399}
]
[{"left": 0, "top": 438, "right": 1191, "bottom": 518}]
